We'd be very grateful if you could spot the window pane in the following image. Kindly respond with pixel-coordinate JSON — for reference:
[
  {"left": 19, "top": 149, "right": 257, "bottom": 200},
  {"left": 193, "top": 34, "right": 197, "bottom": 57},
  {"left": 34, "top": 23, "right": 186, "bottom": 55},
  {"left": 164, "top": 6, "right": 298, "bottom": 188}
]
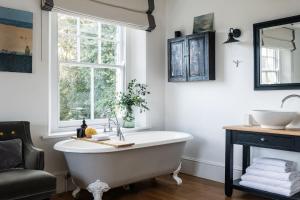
[
  {"left": 59, "top": 65, "right": 91, "bottom": 121},
  {"left": 261, "top": 57, "right": 268, "bottom": 70},
  {"left": 58, "top": 34, "right": 77, "bottom": 61},
  {"left": 58, "top": 14, "right": 77, "bottom": 35},
  {"left": 267, "top": 48, "right": 274, "bottom": 57},
  {"left": 101, "top": 41, "right": 117, "bottom": 64},
  {"left": 261, "top": 48, "right": 267, "bottom": 57},
  {"left": 94, "top": 68, "right": 117, "bottom": 119},
  {"left": 261, "top": 71, "right": 278, "bottom": 84},
  {"left": 101, "top": 24, "right": 117, "bottom": 41},
  {"left": 80, "top": 19, "right": 98, "bottom": 37},
  {"left": 80, "top": 37, "right": 98, "bottom": 63},
  {"left": 267, "top": 58, "right": 275, "bottom": 70}
]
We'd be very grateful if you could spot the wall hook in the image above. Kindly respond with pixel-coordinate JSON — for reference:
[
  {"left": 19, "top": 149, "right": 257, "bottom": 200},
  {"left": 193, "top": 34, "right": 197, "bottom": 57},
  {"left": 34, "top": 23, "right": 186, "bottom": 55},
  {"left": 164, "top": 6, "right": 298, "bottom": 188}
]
[{"left": 233, "top": 60, "right": 242, "bottom": 67}]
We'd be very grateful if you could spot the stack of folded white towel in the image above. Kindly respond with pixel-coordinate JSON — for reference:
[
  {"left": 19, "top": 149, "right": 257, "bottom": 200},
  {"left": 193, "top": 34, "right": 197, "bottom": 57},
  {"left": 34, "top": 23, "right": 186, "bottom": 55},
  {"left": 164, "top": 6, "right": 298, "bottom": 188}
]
[{"left": 240, "top": 157, "right": 300, "bottom": 197}]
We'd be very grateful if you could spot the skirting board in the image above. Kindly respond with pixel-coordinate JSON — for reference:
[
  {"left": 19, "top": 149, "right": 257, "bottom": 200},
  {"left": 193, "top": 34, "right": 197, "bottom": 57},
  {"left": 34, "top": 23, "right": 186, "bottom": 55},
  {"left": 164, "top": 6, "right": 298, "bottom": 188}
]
[
  {"left": 181, "top": 156, "right": 242, "bottom": 183},
  {"left": 52, "top": 170, "right": 69, "bottom": 194}
]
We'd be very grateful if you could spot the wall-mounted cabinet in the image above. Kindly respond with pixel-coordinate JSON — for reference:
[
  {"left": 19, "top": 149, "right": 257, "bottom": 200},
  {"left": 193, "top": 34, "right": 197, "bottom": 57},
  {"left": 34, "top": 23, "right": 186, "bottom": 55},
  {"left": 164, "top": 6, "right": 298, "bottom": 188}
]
[{"left": 168, "top": 31, "right": 215, "bottom": 82}]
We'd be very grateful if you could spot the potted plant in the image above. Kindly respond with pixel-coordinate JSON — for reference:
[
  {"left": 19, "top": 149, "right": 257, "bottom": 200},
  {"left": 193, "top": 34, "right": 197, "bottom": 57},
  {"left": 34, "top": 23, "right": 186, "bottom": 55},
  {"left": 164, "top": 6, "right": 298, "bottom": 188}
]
[{"left": 119, "top": 79, "right": 150, "bottom": 128}]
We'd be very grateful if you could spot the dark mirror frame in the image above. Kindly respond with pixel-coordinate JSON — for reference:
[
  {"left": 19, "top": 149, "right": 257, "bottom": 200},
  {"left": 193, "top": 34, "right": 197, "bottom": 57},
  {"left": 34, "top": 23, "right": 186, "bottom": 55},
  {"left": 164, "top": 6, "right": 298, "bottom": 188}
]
[{"left": 254, "top": 15, "right": 300, "bottom": 90}]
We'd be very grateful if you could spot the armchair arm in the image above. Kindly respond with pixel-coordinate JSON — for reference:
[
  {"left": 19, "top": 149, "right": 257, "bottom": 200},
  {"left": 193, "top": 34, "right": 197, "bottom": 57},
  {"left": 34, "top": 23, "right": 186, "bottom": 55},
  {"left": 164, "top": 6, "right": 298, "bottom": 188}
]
[{"left": 24, "top": 144, "right": 45, "bottom": 170}]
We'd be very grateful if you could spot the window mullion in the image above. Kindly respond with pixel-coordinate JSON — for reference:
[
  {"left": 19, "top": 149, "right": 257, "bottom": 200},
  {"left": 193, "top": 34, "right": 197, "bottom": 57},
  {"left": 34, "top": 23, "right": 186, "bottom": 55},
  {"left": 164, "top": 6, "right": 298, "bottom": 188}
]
[
  {"left": 98, "top": 22, "right": 102, "bottom": 65},
  {"left": 76, "top": 17, "right": 80, "bottom": 62},
  {"left": 91, "top": 68, "right": 95, "bottom": 120}
]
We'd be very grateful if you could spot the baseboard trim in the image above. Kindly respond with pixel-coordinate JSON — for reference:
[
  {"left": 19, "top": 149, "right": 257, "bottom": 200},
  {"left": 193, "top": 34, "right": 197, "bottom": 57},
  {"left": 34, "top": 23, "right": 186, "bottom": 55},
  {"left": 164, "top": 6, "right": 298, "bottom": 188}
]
[
  {"left": 51, "top": 170, "right": 68, "bottom": 194},
  {"left": 181, "top": 156, "right": 242, "bottom": 183}
]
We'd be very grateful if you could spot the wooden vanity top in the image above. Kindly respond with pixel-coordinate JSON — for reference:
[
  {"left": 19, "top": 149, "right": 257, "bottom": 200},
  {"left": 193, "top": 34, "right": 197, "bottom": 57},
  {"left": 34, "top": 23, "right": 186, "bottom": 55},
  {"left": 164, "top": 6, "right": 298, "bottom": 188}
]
[{"left": 224, "top": 125, "right": 300, "bottom": 136}]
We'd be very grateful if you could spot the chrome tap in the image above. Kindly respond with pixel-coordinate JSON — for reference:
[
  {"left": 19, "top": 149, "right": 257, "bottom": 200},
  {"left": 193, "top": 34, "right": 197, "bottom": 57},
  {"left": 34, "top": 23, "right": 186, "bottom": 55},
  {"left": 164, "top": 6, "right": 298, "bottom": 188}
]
[
  {"left": 106, "top": 115, "right": 125, "bottom": 141},
  {"left": 281, "top": 94, "right": 300, "bottom": 108},
  {"left": 107, "top": 118, "right": 114, "bottom": 132},
  {"left": 113, "top": 116, "right": 125, "bottom": 141},
  {"left": 103, "top": 117, "right": 114, "bottom": 133},
  {"left": 116, "top": 123, "right": 125, "bottom": 141}
]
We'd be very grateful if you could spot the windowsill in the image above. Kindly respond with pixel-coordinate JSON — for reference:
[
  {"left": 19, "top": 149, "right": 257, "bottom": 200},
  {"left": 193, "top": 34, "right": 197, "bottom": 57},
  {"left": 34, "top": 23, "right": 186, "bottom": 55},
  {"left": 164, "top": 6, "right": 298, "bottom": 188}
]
[{"left": 41, "top": 126, "right": 151, "bottom": 140}]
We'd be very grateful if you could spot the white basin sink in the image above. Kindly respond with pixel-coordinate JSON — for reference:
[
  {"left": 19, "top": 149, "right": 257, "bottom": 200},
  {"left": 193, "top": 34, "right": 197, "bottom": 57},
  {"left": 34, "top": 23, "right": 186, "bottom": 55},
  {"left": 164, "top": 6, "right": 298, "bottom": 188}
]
[{"left": 251, "top": 110, "right": 298, "bottom": 130}]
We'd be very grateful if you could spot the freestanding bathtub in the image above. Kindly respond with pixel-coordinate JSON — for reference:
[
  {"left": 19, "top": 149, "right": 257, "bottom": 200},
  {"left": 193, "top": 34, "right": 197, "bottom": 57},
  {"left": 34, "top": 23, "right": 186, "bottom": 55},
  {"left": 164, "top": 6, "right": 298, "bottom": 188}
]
[{"left": 54, "top": 131, "right": 192, "bottom": 200}]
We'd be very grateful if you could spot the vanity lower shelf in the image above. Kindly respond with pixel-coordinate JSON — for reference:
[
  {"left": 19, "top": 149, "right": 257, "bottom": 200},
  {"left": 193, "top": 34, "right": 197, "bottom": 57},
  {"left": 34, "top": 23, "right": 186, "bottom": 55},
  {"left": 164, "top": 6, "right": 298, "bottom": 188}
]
[{"left": 233, "top": 179, "right": 300, "bottom": 200}]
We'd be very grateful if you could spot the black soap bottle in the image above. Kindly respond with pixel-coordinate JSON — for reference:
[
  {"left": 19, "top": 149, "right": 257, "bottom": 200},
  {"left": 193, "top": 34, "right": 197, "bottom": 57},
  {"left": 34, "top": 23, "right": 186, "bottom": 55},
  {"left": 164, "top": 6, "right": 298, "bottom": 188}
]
[
  {"left": 77, "top": 118, "right": 88, "bottom": 138},
  {"left": 81, "top": 118, "right": 88, "bottom": 129}
]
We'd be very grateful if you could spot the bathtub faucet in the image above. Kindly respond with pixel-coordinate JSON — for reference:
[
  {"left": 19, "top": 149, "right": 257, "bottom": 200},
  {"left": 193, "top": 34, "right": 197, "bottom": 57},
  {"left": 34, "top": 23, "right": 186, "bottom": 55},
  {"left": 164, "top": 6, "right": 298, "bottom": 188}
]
[
  {"left": 104, "top": 118, "right": 114, "bottom": 133},
  {"left": 116, "top": 124, "right": 125, "bottom": 141},
  {"left": 107, "top": 116, "right": 125, "bottom": 141},
  {"left": 281, "top": 94, "right": 300, "bottom": 108}
]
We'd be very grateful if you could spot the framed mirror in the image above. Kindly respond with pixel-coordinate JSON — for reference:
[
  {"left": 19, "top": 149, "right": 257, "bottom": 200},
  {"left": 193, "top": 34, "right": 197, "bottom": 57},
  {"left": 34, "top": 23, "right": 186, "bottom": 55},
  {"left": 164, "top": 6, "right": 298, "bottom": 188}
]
[{"left": 254, "top": 15, "right": 300, "bottom": 90}]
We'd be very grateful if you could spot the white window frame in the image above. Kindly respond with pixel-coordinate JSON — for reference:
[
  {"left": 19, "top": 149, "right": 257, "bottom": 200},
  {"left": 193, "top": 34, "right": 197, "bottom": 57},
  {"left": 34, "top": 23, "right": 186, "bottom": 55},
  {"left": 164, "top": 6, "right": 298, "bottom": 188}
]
[{"left": 49, "top": 11, "right": 126, "bottom": 133}]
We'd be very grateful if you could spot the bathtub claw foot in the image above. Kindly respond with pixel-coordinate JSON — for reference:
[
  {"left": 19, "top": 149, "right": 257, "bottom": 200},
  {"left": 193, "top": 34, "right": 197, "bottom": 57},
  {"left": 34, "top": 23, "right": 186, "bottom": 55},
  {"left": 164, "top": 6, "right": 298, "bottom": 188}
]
[
  {"left": 173, "top": 163, "right": 182, "bottom": 185},
  {"left": 87, "top": 180, "right": 110, "bottom": 200},
  {"left": 72, "top": 187, "right": 81, "bottom": 199}
]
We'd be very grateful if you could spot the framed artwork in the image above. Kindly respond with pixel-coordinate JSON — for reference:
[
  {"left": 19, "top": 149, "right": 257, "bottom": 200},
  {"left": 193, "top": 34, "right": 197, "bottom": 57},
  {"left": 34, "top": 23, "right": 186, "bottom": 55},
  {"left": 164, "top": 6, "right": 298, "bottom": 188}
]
[
  {"left": 0, "top": 6, "right": 33, "bottom": 73},
  {"left": 193, "top": 13, "right": 214, "bottom": 34}
]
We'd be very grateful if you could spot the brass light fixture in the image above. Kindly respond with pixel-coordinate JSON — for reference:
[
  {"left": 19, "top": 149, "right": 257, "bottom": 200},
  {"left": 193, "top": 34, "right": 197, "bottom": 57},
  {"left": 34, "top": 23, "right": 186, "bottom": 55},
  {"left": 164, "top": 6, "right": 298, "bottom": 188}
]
[{"left": 224, "top": 28, "right": 241, "bottom": 44}]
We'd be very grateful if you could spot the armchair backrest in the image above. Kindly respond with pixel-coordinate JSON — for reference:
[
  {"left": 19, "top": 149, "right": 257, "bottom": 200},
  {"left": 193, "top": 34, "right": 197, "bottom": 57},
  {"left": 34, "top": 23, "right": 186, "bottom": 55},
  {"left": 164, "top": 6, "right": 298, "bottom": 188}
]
[{"left": 0, "top": 121, "right": 32, "bottom": 143}]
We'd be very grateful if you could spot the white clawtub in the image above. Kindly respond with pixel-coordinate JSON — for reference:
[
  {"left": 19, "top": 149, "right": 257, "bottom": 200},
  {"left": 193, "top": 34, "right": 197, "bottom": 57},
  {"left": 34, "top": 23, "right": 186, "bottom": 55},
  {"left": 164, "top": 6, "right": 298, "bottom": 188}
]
[{"left": 54, "top": 131, "right": 192, "bottom": 200}]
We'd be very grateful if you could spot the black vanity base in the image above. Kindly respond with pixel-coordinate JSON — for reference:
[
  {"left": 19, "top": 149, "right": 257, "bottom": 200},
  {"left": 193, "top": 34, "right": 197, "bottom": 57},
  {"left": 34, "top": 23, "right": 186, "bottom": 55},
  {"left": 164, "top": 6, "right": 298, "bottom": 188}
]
[{"left": 224, "top": 126, "right": 300, "bottom": 200}]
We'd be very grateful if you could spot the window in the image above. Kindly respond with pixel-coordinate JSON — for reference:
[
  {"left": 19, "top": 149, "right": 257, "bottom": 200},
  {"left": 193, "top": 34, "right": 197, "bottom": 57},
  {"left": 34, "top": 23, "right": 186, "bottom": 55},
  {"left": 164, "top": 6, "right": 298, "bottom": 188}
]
[
  {"left": 261, "top": 47, "right": 280, "bottom": 84},
  {"left": 50, "top": 12, "right": 125, "bottom": 132}
]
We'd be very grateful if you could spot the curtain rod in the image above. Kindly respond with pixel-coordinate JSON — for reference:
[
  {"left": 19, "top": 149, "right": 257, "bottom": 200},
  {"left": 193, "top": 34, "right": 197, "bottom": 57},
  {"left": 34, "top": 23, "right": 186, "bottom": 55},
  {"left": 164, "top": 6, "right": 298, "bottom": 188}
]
[{"left": 89, "top": 0, "right": 147, "bottom": 14}]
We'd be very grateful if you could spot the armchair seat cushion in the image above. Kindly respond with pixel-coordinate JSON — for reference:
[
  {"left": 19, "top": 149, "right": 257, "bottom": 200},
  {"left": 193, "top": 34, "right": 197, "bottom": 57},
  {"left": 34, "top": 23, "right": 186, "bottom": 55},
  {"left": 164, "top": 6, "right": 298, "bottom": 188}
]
[{"left": 0, "top": 169, "right": 56, "bottom": 200}]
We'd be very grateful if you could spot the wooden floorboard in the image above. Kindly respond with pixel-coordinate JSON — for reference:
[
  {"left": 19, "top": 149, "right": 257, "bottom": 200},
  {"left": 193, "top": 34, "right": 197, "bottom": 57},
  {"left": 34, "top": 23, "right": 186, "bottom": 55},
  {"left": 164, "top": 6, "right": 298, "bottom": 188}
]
[{"left": 52, "top": 174, "right": 266, "bottom": 200}]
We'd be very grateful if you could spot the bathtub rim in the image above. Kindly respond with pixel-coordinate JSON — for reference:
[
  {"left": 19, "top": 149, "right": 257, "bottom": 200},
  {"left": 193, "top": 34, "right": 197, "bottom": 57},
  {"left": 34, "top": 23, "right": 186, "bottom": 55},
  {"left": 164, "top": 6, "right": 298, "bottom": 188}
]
[{"left": 54, "top": 131, "right": 193, "bottom": 153}]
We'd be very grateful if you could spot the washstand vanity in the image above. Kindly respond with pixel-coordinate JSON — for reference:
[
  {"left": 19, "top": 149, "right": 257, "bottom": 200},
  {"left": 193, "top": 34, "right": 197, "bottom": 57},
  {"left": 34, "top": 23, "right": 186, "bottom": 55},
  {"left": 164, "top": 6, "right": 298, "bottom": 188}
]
[
  {"left": 225, "top": 12, "right": 300, "bottom": 199},
  {"left": 224, "top": 126, "right": 300, "bottom": 200}
]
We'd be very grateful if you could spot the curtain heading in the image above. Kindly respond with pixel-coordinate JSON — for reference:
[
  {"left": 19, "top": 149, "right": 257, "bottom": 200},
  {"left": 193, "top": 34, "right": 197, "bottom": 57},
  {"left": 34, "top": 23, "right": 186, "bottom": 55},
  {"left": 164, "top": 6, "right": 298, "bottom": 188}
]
[
  {"left": 41, "top": 0, "right": 156, "bottom": 32},
  {"left": 262, "top": 27, "right": 296, "bottom": 51}
]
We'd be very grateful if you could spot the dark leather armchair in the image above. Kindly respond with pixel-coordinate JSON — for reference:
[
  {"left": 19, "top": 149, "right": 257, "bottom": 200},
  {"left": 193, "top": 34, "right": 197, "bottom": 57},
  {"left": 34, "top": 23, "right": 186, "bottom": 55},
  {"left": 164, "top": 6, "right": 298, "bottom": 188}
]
[{"left": 0, "top": 121, "right": 56, "bottom": 200}]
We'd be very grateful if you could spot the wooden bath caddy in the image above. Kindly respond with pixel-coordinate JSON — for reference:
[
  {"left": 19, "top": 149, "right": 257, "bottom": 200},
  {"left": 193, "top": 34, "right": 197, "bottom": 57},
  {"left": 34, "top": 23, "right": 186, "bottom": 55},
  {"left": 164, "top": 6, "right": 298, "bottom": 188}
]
[{"left": 71, "top": 136, "right": 135, "bottom": 148}]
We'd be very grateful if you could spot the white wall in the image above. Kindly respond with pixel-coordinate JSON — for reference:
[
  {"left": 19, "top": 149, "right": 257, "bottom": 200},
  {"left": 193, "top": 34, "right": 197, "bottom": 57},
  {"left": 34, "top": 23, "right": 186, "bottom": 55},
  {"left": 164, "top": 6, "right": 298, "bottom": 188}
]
[
  {"left": 165, "top": 0, "right": 300, "bottom": 182},
  {"left": 0, "top": 0, "right": 166, "bottom": 193},
  {"left": 146, "top": 0, "right": 166, "bottom": 130},
  {"left": 0, "top": 0, "right": 73, "bottom": 192},
  {"left": 126, "top": 28, "right": 147, "bottom": 128}
]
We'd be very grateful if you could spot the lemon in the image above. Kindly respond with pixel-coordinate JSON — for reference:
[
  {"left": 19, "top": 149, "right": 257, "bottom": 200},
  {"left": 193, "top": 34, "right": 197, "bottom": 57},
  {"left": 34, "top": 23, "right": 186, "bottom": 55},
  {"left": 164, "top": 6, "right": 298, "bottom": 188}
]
[{"left": 85, "top": 127, "right": 97, "bottom": 138}]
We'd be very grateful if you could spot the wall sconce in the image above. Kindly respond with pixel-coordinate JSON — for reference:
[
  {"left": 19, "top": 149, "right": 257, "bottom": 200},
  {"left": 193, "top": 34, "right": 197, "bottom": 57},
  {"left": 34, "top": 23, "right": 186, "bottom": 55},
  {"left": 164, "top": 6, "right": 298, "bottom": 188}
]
[{"left": 224, "top": 28, "right": 241, "bottom": 44}]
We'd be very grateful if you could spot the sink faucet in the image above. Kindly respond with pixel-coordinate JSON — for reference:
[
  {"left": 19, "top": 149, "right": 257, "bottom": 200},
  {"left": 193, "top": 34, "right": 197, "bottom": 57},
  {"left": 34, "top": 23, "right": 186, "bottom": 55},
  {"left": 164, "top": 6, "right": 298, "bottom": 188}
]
[{"left": 281, "top": 94, "right": 300, "bottom": 108}]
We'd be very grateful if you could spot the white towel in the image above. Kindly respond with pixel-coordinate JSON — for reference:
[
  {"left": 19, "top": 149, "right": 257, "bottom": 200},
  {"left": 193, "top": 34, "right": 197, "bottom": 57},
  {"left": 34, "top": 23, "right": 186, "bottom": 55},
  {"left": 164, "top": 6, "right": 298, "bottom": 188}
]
[
  {"left": 241, "top": 174, "right": 300, "bottom": 190},
  {"left": 246, "top": 167, "right": 300, "bottom": 181},
  {"left": 91, "top": 134, "right": 110, "bottom": 141},
  {"left": 240, "top": 180, "right": 300, "bottom": 197},
  {"left": 251, "top": 163, "right": 296, "bottom": 173},
  {"left": 253, "top": 157, "right": 296, "bottom": 168}
]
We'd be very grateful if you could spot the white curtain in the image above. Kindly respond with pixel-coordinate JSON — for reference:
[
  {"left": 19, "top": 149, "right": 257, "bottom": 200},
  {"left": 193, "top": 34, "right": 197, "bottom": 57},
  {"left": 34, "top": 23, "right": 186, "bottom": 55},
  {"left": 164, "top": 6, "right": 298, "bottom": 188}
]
[
  {"left": 262, "top": 27, "right": 296, "bottom": 51},
  {"left": 52, "top": 0, "right": 151, "bottom": 30}
]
